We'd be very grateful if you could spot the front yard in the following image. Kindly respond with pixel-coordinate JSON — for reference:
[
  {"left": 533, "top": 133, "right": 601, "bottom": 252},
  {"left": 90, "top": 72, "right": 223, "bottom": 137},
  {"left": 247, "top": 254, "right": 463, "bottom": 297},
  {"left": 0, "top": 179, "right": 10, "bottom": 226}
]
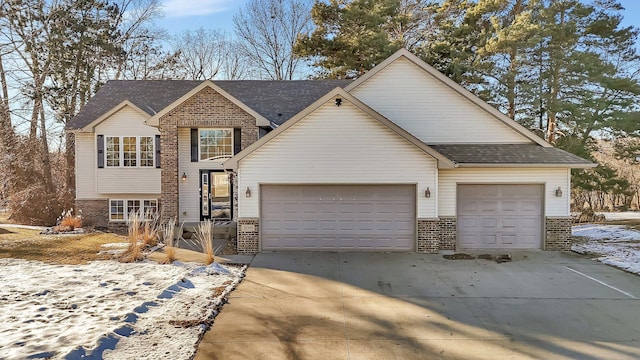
[{"left": 0, "top": 223, "right": 245, "bottom": 360}]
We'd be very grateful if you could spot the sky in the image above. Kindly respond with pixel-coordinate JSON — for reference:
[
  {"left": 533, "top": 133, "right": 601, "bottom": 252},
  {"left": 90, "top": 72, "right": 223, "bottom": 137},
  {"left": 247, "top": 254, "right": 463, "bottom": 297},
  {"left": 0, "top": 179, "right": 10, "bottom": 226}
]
[{"left": 155, "top": 0, "right": 640, "bottom": 38}]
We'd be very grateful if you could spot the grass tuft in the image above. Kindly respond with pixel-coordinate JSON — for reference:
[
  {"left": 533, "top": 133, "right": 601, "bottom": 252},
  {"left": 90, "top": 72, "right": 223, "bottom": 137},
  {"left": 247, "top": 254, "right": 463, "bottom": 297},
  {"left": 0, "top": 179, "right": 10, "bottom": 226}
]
[
  {"left": 193, "top": 220, "right": 214, "bottom": 265},
  {"left": 160, "top": 217, "right": 177, "bottom": 264},
  {"left": 120, "top": 211, "right": 144, "bottom": 263}
]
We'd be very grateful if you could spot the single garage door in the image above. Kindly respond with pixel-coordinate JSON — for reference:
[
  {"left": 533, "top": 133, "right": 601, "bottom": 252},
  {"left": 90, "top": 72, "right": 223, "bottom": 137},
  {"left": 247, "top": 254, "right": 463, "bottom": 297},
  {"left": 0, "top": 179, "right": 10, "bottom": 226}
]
[
  {"left": 261, "top": 185, "right": 415, "bottom": 251},
  {"left": 457, "top": 184, "right": 543, "bottom": 249}
]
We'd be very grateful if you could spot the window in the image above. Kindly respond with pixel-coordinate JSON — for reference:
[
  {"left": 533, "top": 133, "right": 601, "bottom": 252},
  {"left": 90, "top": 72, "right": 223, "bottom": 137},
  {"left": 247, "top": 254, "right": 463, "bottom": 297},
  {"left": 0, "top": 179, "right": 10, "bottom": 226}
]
[
  {"left": 199, "top": 129, "right": 233, "bottom": 161},
  {"left": 123, "top": 137, "right": 137, "bottom": 167},
  {"left": 140, "top": 137, "right": 154, "bottom": 167},
  {"left": 109, "top": 199, "right": 158, "bottom": 221},
  {"left": 106, "top": 137, "right": 120, "bottom": 167},
  {"left": 104, "top": 136, "right": 155, "bottom": 168},
  {"left": 110, "top": 200, "right": 124, "bottom": 221}
]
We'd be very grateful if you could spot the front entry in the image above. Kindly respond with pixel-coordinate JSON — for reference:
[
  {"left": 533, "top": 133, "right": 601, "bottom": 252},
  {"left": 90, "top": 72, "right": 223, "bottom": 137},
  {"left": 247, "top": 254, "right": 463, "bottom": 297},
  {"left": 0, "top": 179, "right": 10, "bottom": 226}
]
[{"left": 200, "top": 170, "right": 232, "bottom": 221}]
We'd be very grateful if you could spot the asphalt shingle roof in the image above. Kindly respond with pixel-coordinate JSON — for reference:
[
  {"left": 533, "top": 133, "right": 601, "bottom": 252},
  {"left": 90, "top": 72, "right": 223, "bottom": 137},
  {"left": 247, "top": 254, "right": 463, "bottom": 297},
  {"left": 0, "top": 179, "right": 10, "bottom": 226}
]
[
  {"left": 67, "top": 79, "right": 351, "bottom": 130},
  {"left": 429, "top": 144, "right": 594, "bottom": 165}
]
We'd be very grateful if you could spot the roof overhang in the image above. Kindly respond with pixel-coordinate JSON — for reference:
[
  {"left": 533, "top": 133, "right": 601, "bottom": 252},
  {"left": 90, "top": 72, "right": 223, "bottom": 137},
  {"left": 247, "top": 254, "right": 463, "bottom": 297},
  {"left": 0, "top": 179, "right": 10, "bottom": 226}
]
[
  {"left": 224, "top": 87, "right": 457, "bottom": 170},
  {"left": 455, "top": 163, "right": 596, "bottom": 169},
  {"left": 76, "top": 100, "right": 150, "bottom": 133},
  {"left": 345, "top": 49, "right": 551, "bottom": 148},
  {"left": 144, "top": 80, "right": 271, "bottom": 127}
]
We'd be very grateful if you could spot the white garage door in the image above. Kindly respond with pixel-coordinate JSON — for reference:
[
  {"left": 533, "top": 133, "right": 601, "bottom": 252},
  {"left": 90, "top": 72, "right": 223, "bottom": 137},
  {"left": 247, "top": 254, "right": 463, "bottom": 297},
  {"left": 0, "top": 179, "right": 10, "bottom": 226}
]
[
  {"left": 261, "top": 185, "right": 415, "bottom": 251},
  {"left": 457, "top": 184, "right": 543, "bottom": 249}
]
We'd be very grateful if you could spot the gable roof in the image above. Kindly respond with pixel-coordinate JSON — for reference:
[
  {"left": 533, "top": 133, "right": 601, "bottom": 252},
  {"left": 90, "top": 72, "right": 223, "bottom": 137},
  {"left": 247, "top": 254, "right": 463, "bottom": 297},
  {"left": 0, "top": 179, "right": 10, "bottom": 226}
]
[
  {"left": 345, "top": 49, "right": 551, "bottom": 148},
  {"left": 78, "top": 100, "right": 150, "bottom": 132},
  {"left": 67, "top": 79, "right": 351, "bottom": 131},
  {"left": 67, "top": 80, "right": 200, "bottom": 130},
  {"left": 224, "top": 88, "right": 457, "bottom": 169},
  {"left": 430, "top": 144, "right": 595, "bottom": 168}
]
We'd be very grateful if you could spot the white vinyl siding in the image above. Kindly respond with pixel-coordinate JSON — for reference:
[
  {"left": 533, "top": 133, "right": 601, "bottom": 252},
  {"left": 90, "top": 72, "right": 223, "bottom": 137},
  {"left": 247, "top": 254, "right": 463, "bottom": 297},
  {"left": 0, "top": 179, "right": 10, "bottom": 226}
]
[
  {"left": 237, "top": 100, "right": 438, "bottom": 218},
  {"left": 75, "top": 133, "right": 98, "bottom": 199},
  {"left": 78, "top": 105, "right": 161, "bottom": 196},
  {"left": 350, "top": 57, "right": 531, "bottom": 144},
  {"left": 177, "top": 128, "right": 226, "bottom": 222},
  {"left": 438, "top": 168, "right": 571, "bottom": 217}
]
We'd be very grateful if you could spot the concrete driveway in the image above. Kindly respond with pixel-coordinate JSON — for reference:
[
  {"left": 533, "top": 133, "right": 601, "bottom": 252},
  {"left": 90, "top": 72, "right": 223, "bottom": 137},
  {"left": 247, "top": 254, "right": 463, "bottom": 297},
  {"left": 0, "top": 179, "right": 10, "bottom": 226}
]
[{"left": 196, "top": 252, "right": 640, "bottom": 359}]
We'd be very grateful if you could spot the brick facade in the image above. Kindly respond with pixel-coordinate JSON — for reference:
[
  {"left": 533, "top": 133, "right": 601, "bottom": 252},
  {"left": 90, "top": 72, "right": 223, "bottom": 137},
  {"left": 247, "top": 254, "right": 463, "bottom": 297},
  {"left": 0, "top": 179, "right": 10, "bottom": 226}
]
[
  {"left": 237, "top": 218, "right": 260, "bottom": 254},
  {"left": 75, "top": 199, "right": 109, "bottom": 228},
  {"left": 417, "top": 218, "right": 439, "bottom": 253},
  {"left": 544, "top": 217, "right": 573, "bottom": 251},
  {"left": 159, "top": 86, "right": 258, "bottom": 222}
]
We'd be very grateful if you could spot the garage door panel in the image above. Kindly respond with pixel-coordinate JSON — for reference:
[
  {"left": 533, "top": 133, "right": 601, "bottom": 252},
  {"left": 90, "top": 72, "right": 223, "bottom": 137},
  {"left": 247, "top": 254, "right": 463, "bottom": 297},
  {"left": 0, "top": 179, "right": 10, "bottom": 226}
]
[
  {"left": 458, "top": 184, "right": 543, "bottom": 249},
  {"left": 262, "top": 185, "right": 415, "bottom": 251}
]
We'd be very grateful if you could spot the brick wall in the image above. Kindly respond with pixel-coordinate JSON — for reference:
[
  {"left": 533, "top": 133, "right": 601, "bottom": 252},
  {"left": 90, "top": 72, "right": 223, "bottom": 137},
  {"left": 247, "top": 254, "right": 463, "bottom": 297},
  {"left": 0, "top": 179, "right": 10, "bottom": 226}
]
[
  {"left": 417, "top": 218, "right": 439, "bottom": 253},
  {"left": 237, "top": 218, "right": 260, "bottom": 254},
  {"left": 438, "top": 217, "right": 457, "bottom": 250},
  {"left": 75, "top": 199, "right": 109, "bottom": 228},
  {"left": 159, "top": 86, "right": 259, "bottom": 221},
  {"left": 545, "top": 217, "right": 572, "bottom": 251}
]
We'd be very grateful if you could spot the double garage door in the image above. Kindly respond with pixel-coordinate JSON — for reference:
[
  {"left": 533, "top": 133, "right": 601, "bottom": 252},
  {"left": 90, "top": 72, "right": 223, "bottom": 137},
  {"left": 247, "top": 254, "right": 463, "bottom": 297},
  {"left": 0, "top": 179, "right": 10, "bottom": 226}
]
[
  {"left": 457, "top": 184, "right": 544, "bottom": 249},
  {"left": 261, "top": 185, "right": 415, "bottom": 251}
]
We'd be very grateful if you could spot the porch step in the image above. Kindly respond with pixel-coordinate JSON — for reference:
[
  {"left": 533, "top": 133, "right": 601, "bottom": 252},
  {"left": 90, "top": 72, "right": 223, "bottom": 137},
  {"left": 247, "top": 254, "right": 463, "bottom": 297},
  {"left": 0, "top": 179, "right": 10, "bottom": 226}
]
[{"left": 181, "top": 221, "right": 237, "bottom": 240}]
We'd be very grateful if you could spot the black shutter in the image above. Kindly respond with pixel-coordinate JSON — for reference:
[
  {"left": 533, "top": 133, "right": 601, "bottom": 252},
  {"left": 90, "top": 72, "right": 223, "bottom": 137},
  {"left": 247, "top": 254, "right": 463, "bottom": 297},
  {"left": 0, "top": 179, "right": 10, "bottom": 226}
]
[
  {"left": 233, "top": 128, "right": 241, "bottom": 155},
  {"left": 97, "top": 134, "right": 104, "bottom": 168},
  {"left": 155, "top": 135, "right": 161, "bottom": 168},
  {"left": 190, "top": 128, "right": 198, "bottom": 162}
]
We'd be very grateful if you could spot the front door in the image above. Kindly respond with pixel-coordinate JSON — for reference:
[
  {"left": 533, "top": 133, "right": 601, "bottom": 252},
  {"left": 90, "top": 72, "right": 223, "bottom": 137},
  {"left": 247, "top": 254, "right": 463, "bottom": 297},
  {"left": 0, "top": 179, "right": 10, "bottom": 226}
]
[{"left": 201, "top": 170, "right": 232, "bottom": 221}]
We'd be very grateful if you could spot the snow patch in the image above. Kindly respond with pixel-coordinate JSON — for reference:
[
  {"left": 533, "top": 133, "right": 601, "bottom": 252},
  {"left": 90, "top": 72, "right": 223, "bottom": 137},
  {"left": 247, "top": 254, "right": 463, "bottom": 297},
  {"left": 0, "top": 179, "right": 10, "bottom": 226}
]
[
  {"left": 572, "top": 224, "right": 640, "bottom": 276},
  {"left": 0, "top": 259, "right": 244, "bottom": 360}
]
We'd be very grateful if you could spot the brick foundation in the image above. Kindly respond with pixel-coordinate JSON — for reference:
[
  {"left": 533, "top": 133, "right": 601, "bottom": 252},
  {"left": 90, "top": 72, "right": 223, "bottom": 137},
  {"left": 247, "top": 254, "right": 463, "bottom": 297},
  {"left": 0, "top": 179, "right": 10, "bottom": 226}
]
[
  {"left": 545, "top": 217, "right": 572, "bottom": 251},
  {"left": 75, "top": 199, "right": 109, "bottom": 228},
  {"left": 237, "top": 218, "right": 260, "bottom": 254},
  {"left": 438, "top": 217, "right": 457, "bottom": 251},
  {"left": 108, "top": 222, "right": 128, "bottom": 235},
  {"left": 417, "top": 219, "right": 439, "bottom": 253}
]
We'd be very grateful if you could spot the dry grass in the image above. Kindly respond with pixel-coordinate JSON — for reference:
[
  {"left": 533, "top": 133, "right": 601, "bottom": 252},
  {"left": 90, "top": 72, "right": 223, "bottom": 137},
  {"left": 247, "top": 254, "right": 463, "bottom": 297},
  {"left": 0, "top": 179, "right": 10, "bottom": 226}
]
[
  {"left": 0, "top": 226, "right": 126, "bottom": 265},
  {"left": 120, "top": 211, "right": 144, "bottom": 263},
  {"left": 193, "top": 220, "right": 214, "bottom": 265},
  {"left": 160, "top": 217, "right": 177, "bottom": 264},
  {"left": 604, "top": 219, "right": 640, "bottom": 230}
]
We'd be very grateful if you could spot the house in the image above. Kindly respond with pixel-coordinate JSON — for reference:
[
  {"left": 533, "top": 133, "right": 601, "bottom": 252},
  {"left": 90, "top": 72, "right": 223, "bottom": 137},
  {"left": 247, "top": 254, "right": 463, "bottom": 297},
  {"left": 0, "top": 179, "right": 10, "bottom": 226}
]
[{"left": 66, "top": 49, "right": 593, "bottom": 254}]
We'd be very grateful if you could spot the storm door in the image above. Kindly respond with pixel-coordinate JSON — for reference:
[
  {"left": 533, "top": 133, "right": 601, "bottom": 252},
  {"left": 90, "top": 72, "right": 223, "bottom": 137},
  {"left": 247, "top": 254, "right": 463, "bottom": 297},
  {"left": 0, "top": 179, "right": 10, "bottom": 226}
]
[{"left": 200, "top": 170, "right": 232, "bottom": 221}]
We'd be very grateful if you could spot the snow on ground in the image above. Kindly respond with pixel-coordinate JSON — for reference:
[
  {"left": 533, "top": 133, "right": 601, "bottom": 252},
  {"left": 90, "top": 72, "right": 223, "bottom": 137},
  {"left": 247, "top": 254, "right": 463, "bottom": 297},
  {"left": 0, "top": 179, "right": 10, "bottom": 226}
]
[
  {"left": 0, "top": 259, "right": 245, "bottom": 360},
  {"left": 595, "top": 211, "right": 640, "bottom": 221},
  {"left": 572, "top": 224, "right": 640, "bottom": 276}
]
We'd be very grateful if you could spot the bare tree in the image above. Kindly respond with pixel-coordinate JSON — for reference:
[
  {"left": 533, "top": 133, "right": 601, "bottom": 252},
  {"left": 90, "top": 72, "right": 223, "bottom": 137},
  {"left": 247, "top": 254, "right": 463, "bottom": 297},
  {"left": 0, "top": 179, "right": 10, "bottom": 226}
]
[
  {"left": 172, "top": 28, "right": 228, "bottom": 80},
  {"left": 233, "top": 0, "right": 312, "bottom": 80},
  {"left": 172, "top": 28, "right": 253, "bottom": 80}
]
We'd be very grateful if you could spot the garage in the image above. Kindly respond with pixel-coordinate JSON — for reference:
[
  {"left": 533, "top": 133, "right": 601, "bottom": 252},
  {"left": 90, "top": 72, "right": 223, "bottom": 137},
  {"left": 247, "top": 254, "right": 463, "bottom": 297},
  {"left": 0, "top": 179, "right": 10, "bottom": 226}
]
[
  {"left": 457, "top": 184, "right": 543, "bottom": 249},
  {"left": 261, "top": 185, "right": 416, "bottom": 251}
]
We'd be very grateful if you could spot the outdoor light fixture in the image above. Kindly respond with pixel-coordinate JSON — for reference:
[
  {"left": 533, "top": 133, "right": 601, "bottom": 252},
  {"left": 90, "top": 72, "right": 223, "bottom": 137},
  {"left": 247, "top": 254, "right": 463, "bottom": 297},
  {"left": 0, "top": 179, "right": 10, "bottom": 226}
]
[
  {"left": 425, "top": 187, "right": 431, "bottom": 198},
  {"left": 335, "top": 98, "right": 342, "bottom": 107},
  {"left": 555, "top": 186, "right": 562, "bottom": 197},
  {"left": 181, "top": 172, "right": 187, "bottom": 182},
  {"left": 245, "top": 187, "right": 252, "bottom": 198}
]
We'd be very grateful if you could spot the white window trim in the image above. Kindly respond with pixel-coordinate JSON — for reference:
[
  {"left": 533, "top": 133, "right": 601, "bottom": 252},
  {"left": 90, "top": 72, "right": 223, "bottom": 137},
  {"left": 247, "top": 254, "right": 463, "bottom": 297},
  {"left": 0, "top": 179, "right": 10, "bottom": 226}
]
[
  {"left": 109, "top": 199, "right": 158, "bottom": 222},
  {"left": 199, "top": 128, "right": 234, "bottom": 161},
  {"left": 104, "top": 136, "right": 155, "bottom": 168}
]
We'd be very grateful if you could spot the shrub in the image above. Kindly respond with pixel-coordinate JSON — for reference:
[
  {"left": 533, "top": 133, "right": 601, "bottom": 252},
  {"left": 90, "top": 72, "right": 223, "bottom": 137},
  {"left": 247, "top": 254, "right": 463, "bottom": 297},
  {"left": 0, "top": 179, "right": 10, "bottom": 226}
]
[
  {"left": 9, "top": 185, "right": 65, "bottom": 226},
  {"left": 56, "top": 209, "right": 82, "bottom": 231}
]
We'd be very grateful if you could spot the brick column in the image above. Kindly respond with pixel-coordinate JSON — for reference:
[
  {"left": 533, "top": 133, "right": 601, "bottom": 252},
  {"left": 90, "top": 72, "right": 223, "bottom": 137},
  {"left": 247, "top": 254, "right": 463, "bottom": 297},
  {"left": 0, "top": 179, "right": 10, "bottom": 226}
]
[
  {"left": 438, "top": 217, "right": 457, "bottom": 251},
  {"left": 238, "top": 218, "right": 260, "bottom": 254},
  {"left": 160, "top": 123, "right": 179, "bottom": 221},
  {"left": 417, "top": 219, "right": 439, "bottom": 253},
  {"left": 545, "top": 217, "right": 572, "bottom": 251}
]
